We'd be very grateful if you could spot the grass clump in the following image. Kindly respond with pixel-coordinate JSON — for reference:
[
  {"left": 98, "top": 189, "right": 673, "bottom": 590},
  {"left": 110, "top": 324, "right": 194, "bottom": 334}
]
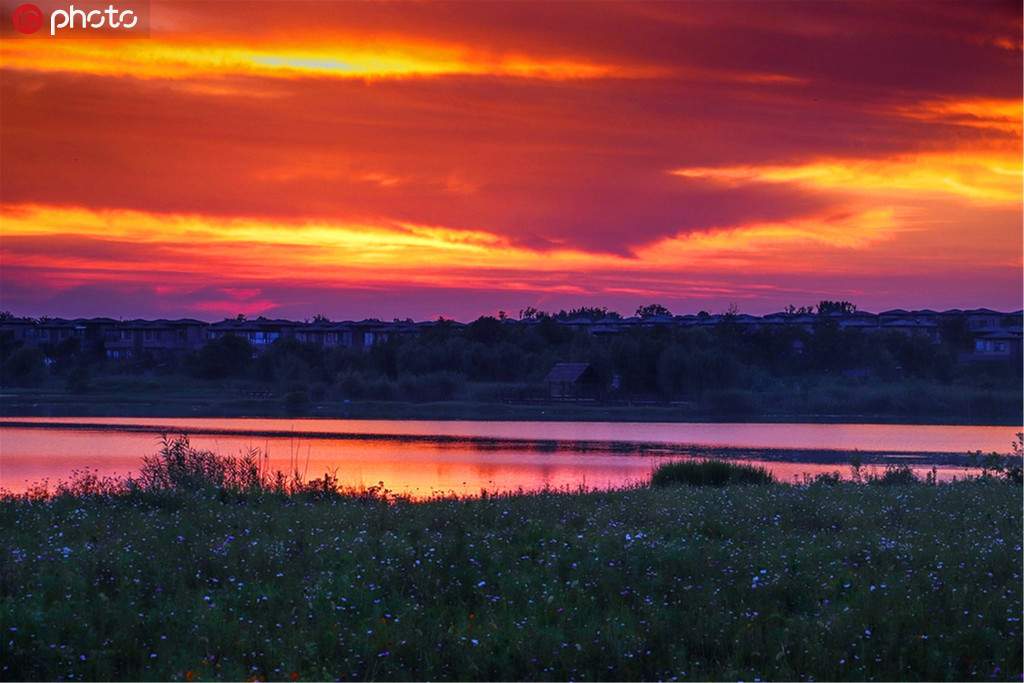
[{"left": 651, "top": 458, "right": 775, "bottom": 487}]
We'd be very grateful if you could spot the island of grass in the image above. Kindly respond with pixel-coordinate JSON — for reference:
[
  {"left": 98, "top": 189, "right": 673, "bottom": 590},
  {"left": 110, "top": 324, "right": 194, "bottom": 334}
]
[{"left": 1, "top": 449, "right": 1021, "bottom": 681}]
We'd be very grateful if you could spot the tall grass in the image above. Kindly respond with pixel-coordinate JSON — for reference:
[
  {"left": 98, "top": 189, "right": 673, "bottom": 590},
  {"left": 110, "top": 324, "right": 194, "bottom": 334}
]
[
  {"left": 2, "top": 479, "right": 1020, "bottom": 681},
  {"left": 1, "top": 441, "right": 1021, "bottom": 680},
  {"left": 651, "top": 459, "right": 775, "bottom": 487}
]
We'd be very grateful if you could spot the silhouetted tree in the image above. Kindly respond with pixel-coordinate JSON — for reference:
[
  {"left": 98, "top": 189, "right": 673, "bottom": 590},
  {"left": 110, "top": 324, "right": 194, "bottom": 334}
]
[
  {"left": 636, "top": 304, "right": 671, "bottom": 319},
  {"left": 190, "top": 335, "right": 253, "bottom": 379},
  {"left": 817, "top": 300, "right": 857, "bottom": 315}
]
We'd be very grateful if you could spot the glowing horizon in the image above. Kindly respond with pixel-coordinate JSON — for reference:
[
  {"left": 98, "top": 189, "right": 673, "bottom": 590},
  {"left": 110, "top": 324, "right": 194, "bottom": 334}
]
[{"left": 1, "top": 0, "right": 1021, "bottom": 320}]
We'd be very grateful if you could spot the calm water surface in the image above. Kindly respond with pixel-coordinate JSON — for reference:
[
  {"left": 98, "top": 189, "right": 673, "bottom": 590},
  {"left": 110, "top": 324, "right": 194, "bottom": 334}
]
[{"left": 0, "top": 418, "right": 1016, "bottom": 496}]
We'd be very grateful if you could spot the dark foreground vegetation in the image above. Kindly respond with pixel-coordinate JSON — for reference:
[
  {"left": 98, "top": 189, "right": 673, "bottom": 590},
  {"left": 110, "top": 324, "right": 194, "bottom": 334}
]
[
  {"left": 3, "top": 304, "right": 1020, "bottom": 423},
  {"left": 650, "top": 459, "right": 776, "bottom": 487},
  {"left": 1, "top": 440, "right": 1022, "bottom": 681}
]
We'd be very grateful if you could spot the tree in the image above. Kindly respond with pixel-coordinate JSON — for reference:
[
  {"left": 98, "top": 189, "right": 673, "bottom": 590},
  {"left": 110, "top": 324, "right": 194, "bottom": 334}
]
[
  {"left": 555, "top": 307, "right": 618, "bottom": 321},
  {"left": 2, "top": 347, "right": 45, "bottom": 386},
  {"left": 817, "top": 300, "right": 857, "bottom": 315},
  {"left": 191, "top": 335, "right": 253, "bottom": 379},
  {"left": 636, "top": 304, "right": 671, "bottom": 319},
  {"left": 467, "top": 316, "right": 505, "bottom": 344},
  {"left": 311, "top": 313, "right": 330, "bottom": 323}
]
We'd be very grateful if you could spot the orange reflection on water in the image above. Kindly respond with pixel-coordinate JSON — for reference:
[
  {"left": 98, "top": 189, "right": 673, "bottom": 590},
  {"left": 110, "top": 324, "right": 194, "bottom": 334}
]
[{"left": 0, "top": 425, "right": 989, "bottom": 497}]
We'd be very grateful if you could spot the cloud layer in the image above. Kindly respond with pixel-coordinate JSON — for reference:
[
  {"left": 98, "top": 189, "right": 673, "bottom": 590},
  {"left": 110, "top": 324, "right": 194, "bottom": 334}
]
[{"left": 1, "top": 0, "right": 1021, "bottom": 319}]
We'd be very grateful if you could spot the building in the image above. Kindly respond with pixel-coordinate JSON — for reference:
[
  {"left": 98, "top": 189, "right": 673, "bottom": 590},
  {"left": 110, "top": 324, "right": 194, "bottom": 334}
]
[
  {"left": 104, "top": 319, "right": 206, "bottom": 360},
  {"left": 293, "top": 321, "right": 355, "bottom": 349},
  {"left": 206, "top": 317, "right": 300, "bottom": 348},
  {"left": 544, "top": 362, "right": 601, "bottom": 399},
  {"left": 964, "top": 330, "right": 1023, "bottom": 362}
]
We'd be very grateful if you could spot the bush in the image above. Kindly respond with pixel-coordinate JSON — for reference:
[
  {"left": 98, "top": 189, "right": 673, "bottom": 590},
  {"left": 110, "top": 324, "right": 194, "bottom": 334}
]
[
  {"left": 806, "top": 471, "right": 843, "bottom": 486},
  {"left": 705, "top": 389, "right": 759, "bottom": 416},
  {"left": 397, "top": 372, "right": 464, "bottom": 402},
  {"left": 283, "top": 388, "right": 309, "bottom": 415},
  {"left": 189, "top": 335, "right": 253, "bottom": 379},
  {"left": 337, "top": 371, "right": 396, "bottom": 400},
  {"left": 651, "top": 459, "right": 775, "bottom": 487},
  {"left": 869, "top": 464, "right": 919, "bottom": 486},
  {"left": 64, "top": 364, "right": 92, "bottom": 393},
  {"left": 968, "top": 433, "right": 1024, "bottom": 484},
  {"left": 1, "top": 346, "right": 46, "bottom": 386},
  {"left": 136, "top": 434, "right": 266, "bottom": 493}
]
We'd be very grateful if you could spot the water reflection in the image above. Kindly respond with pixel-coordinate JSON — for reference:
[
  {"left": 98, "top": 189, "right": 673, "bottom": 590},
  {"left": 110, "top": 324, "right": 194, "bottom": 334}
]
[
  {"left": 0, "top": 416, "right": 1015, "bottom": 452},
  {"left": 0, "top": 422, "right": 998, "bottom": 497}
]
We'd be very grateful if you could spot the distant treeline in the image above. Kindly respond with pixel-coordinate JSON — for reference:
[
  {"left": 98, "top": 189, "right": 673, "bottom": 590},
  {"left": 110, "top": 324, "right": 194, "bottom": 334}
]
[{"left": 2, "top": 304, "right": 1020, "bottom": 421}]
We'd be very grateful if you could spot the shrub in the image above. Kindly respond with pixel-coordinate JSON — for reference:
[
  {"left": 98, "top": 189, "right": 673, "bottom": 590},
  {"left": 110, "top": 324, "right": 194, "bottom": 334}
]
[
  {"left": 64, "top": 364, "right": 91, "bottom": 393},
  {"left": 337, "top": 371, "right": 397, "bottom": 400},
  {"left": 869, "top": 464, "right": 919, "bottom": 486},
  {"left": 398, "top": 372, "right": 464, "bottom": 402},
  {"left": 136, "top": 434, "right": 266, "bottom": 493},
  {"left": 705, "top": 389, "right": 759, "bottom": 416},
  {"left": 283, "top": 387, "right": 309, "bottom": 415},
  {"left": 2, "top": 346, "right": 46, "bottom": 386},
  {"left": 189, "top": 335, "right": 253, "bottom": 379},
  {"left": 968, "top": 433, "right": 1024, "bottom": 484},
  {"left": 651, "top": 459, "right": 775, "bottom": 487},
  {"left": 806, "top": 471, "right": 843, "bottom": 486}
]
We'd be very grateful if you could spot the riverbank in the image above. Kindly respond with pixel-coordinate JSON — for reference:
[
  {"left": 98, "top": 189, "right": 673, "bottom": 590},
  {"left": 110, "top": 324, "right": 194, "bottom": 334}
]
[
  {"left": 2, "top": 479, "right": 1020, "bottom": 681},
  {"left": 2, "top": 385, "right": 1021, "bottom": 425}
]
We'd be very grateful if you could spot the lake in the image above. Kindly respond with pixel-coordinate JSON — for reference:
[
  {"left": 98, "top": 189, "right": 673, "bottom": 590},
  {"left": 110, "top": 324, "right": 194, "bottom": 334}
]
[{"left": 0, "top": 417, "right": 1017, "bottom": 496}]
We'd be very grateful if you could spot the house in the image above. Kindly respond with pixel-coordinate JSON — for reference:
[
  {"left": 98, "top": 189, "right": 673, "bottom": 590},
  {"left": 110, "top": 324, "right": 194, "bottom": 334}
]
[
  {"left": 963, "top": 330, "right": 1023, "bottom": 362},
  {"left": 29, "top": 318, "right": 80, "bottom": 346},
  {"left": 293, "top": 321, "right": 355, "bottom": 349},
  {"left": 838, "top": 313, "right": 880, "bottom": 331},
  {"left": 880, "top": 317, "right": 940, "bottom": 342},
  {"left": 544, "top": 362, "right": 601, "bottom": 400},
  {"left": 351, "top": 320, "right": 392, "bottom": 349},
  {"left": 0, "top": 316, "right": 38, "bottom": 345},
  {"left": 104, "top": 319, "right": 206, "bottom": 360},
  {"left": 206, "top": 317, "right": 299, "bottom": 348},
  {"left": 963, "top": 308, "right": 1005, "bottom": 332}
]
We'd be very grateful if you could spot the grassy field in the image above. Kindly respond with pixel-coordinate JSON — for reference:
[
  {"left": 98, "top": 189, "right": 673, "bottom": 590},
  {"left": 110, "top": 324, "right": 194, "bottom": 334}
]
[{"left": 1, "top": 471, "right": 1021, "bottom": 681}]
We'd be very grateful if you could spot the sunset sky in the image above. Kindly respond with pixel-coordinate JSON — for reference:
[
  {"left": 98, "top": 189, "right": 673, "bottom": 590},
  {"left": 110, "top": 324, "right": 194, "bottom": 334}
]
[{"left": 1, "top": 0, "right": 1021, "bottom": 321}]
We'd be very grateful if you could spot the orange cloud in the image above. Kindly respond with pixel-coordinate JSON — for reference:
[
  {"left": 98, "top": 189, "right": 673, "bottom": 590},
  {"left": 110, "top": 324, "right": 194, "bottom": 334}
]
[
  {"left": 672, "top": 150, "right": 1022, "bottom": 205},
  {"left": 1, "top": 1, "right": 1020, "bottom": 318},
  {"left": 0, "top": 36, "right": 646, "bottom": 81}
]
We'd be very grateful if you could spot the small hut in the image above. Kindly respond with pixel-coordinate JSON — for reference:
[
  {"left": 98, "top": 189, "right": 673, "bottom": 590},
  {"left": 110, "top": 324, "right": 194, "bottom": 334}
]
[{"left": 544, "top": 362, "right": 600, "bottom": 400}]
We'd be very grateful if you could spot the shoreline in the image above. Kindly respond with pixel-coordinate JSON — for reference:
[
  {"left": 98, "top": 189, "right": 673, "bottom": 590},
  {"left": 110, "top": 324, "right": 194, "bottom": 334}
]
[
  {"left": 1, "top": 395, "right": 1020, "bottom": 426},
  {"left": 0, "top": 418, "right": 1011, "bottom": 466}
]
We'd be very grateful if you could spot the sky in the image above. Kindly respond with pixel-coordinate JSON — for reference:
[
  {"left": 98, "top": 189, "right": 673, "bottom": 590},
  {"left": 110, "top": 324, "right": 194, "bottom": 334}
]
[{"left": 1, "top": 0, "right": 1021, "bottom": 321}]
